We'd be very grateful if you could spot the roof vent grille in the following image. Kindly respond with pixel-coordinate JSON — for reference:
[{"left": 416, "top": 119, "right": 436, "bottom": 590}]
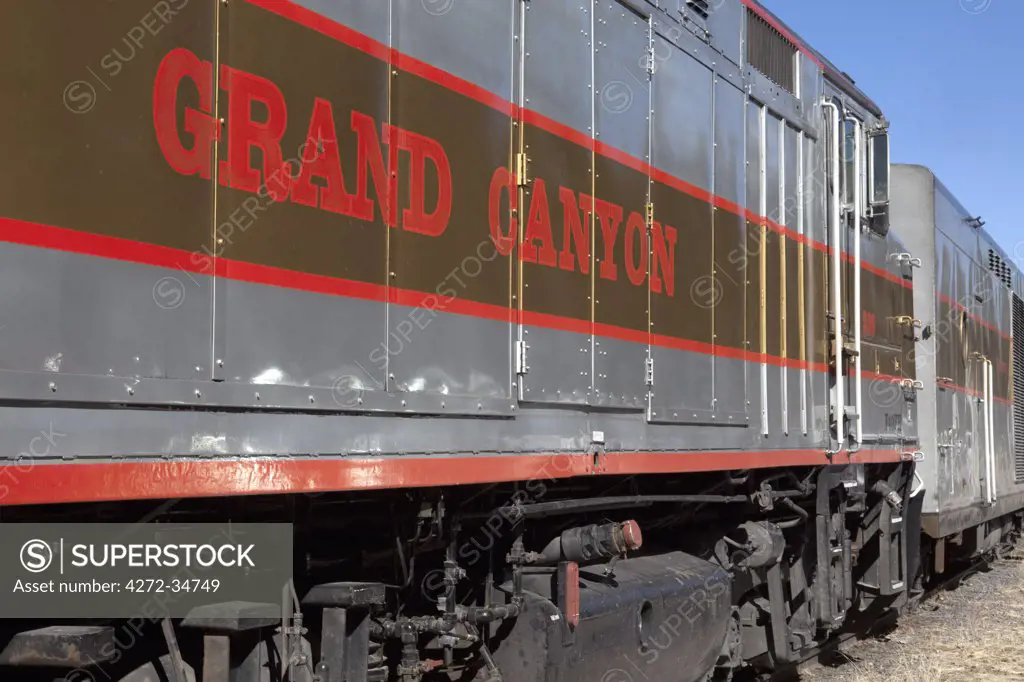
[
  {"left": 988, "top": 248, "right": 1013, "bottom": 289},
  {"left": 745, "top": 7, "right": 797, "bottom": 94},
  {"left": 683, "top": 0, "right": 711, "bottom": 19}
]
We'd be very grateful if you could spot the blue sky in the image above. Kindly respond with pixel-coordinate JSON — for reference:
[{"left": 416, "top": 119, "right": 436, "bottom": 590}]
[{"left": 760, "top": 0, "right": 1022, "bottom": 259}]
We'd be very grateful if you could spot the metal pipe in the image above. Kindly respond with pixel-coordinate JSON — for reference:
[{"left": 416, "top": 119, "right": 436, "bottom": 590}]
[
  {"left": 846, "top": 115, "right": 864, "bottom": 448},
  {"left": 513, "top": 494, "right": 749, "bottom": 518},
  {"left": 823, "top": 100, "right": 844, "bottom": 453},
  {"left": 983, "top": 358, "right": 991, "bottom": 501}
]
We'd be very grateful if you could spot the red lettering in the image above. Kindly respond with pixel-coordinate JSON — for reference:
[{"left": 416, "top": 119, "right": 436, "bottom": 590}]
[
  {"left": 624, "top": 211, "right": 648, "bottom": 286},
  {"left": 290, "top": 97, "right": 355, "bottom": 214},
  {"left": 863, "top": 311, "right": 876, "bottom": 337},
  {"left": 153, "top": 48, "right": 217, "bottom": 178},
  {"left": 396, "top": 130, "right": 452, "bottom": 236},
  {"left": 650, "top": 221, "right": 678, "bottom": 296},
  {"left": 521, "top": 179, "right": 557, "bottom": 267},
  {"left": 488, "top": 166, "right": 518, "bottom": 256},
  {"left": 558, "top": 189, "right": 591, "bottom": 274},
  {"left": 219, "top": 65, "right": 290, "bottom": 201},
  {"left": 594, "top": 198, "right": 623, "bottom": 281},
  {"left": 350, "top": 111, "right": 398, "bottom": 227}
]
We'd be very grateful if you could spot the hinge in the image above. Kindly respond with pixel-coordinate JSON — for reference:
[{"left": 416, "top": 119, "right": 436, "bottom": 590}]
[
  {"left": 515, "top": 153, "right": 530, "bottom": 187},
  {"left": 515, "top": 340, "right": 529, "bottom": 375},
  {"left": 645, "top": 355, "right": 654, "bottom": 386}
]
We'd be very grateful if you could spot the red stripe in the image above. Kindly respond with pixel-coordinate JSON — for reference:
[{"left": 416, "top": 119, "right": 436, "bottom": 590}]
[
  {"left": 522, "top": 108, "right": 594, "bottom": 151},
  {"left": 937, "top": 378, "right": 1013, "bottom": 405},
  {"left": 0, "top": 217, "right": 910, "bottom": 385},
  {"left": 246, "top": 0, "right": 391, "bottom": 62},
  {"left": 0, "top": 448, "right": 907, "bottom": 506},
  {"left": 938, "top": 293, "right": 1010, "bottom": 340}
]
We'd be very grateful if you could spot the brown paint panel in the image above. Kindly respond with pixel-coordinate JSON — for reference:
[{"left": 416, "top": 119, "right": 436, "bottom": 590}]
[
  {"left": 594, "top": 154, "right": 648, "bottom": 332},
  {"left": 809, "top": 247, "right": 828, "bottom": 365},
  {"left": 0, "top": 0, "right": 215, "bottom": 254},
  {"left": 650, "top": 180, "right": 712, "bottom": 342},
  {"left": 745, "top": 221, "right": 763, "bottom": 358},
  {"left": 936, "top": 301, "right": 961, "bottom": 386},
  {"left": 764, "top": 229, "right": 782, "bottom": 358},
  {"left": 898, "top": 277, "right": 918, "bottom": 381},
  {"left": 713, "top": 210, "right": 747, "bottom": 350},
  {"left": 217, "top": 0, "right": 389, "bottom": 287},
  {"left": 785, "top": 237, "right": 800, "bottom": 361},
  {"left": 519, "top": 125, "right": 593, "bottom": 322},
  {"left": 390, "top": 65, "right": 512, "bottom": 308}
]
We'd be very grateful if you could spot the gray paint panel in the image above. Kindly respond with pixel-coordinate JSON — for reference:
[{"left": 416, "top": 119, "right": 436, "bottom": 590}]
[
  {"left": 522, "top": 0, "right": 593, "bottom": 134},
  {"left": 594, "top": 1, "right": 651, "bottom": 161},
  {"left": 393, "top": 0, "right": 514, "bottom": 100},
  {"left": 519, "top": 326, "right": 591, "bottom": 406},
  {"left": 651, "top": 38, "right": 712, "bottom": 190},
  {"left": 0, "top": 243, "right": 212, "bottom": 382},
  {"left": 648, "top": 344, "right": 719, "bottom": 424},
  {"left": 713, "top": 78, "right": 747, "bottom": 420},
  {"left": 378, "top": 304, "right": 513, "bottom": 404},
  {"left": 708, "top": 0, "right": 743, "bottom": 68},
  {"left": 594, "top": 336, "right": 648, "bottom": 409},
  {"left": 764, "top": 114, "right": 781, "bottom": 223},
  {"left": 295, "top": 0, "right": 389, "bottom": 45},
  {"left": 222, "top": 279, "right": 386, "bottom": 394},
  {"left": 784, "top": 126, "right": 799, "bottom": 231},
  {"left": 593, "top": 1, "right": 649, "bottom": 410}
]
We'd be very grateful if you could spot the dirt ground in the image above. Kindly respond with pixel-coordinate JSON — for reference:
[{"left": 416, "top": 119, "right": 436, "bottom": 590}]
[{"left": 800, "top": 548, "right": 1024, "bottom": 682}]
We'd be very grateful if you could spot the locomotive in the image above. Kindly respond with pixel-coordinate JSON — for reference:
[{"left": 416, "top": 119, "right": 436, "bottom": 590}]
[{"left": 0, "top": 0, "right": 1019, "bottom": 680}]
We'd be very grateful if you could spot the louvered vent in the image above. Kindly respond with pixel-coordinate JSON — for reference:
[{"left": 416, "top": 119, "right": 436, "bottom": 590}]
[
  {"left": 683, "top": 0, "right": 711, "bottom": 19},
  {"left": 1014, "top": 294, "right": 1024, "bottom": 482},
  {"left": 988, "top": 249, "right": 1013, "bottom": 289},
  {"left": 746, "top": 7, "right": 797, "bottom": 94}
]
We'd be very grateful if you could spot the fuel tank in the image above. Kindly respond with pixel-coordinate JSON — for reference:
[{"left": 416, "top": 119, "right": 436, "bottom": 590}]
[{"left": 489, "top": 552, "right": 732, "bottom": 682}]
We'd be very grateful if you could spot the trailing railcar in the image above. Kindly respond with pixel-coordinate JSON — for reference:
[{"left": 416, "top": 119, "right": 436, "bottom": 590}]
[
  {"left": 0, "top": 0, "right": 1016, "bottom": 680},
  {"left": 893, "top": 164, "right": 1024, "bottom": 575}
]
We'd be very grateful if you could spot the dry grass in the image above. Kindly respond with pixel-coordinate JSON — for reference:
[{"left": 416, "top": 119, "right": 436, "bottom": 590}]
[{"left": 800, "top": 548, "right": 1024, "bottom": 682}]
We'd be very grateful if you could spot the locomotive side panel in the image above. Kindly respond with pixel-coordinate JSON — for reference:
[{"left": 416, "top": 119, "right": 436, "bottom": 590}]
[{"left": 0, "top": 0, "right": 919, "bottom": 502}]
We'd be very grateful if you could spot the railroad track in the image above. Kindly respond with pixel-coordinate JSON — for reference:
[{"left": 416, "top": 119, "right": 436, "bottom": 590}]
[{"left": 760, "top": 543, "right": 1021, "bottom": 681}]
